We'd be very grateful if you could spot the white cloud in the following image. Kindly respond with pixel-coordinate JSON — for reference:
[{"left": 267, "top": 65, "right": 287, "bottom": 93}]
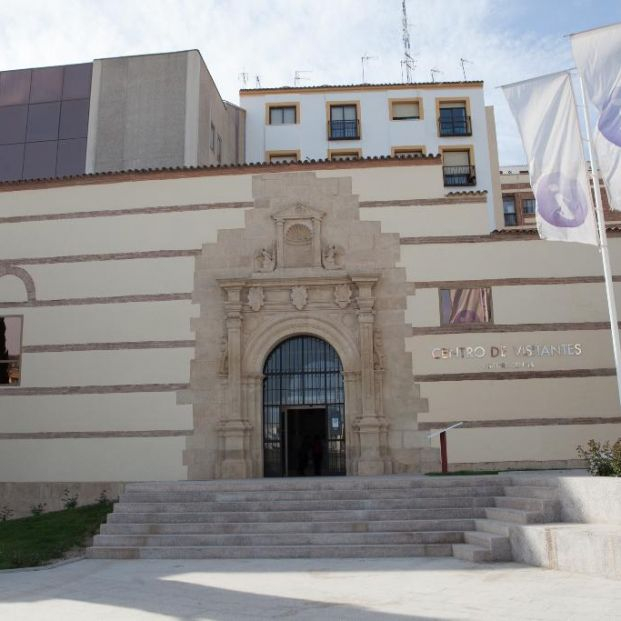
[{"left": 0, "top": 0, "right": 583, "bottom": 163}]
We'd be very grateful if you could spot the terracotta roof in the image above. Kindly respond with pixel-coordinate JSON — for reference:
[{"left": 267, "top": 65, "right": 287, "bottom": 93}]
[
  {"left": 0, "top": 154, "right": 442, "bottom": 192},
  {"left": 240, "top": 81, "right": 483, "bottom": 94},
  {"left": 446, "top": 190, "right": 488, "bottom": 196}
]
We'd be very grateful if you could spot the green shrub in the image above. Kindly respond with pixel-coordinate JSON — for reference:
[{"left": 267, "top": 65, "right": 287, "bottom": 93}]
[{"left": 577, "top": 438, "right": 621, "bottom": 476}]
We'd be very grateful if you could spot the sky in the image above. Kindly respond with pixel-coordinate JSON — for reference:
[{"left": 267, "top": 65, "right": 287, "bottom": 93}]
[{"left": 0, "top": 0, "right": 619, "bottom": 165}]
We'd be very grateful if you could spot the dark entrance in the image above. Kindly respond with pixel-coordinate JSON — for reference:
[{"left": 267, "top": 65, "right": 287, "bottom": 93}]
[{"left": 263, "top": 336, "right": 345, "bottom": 477}]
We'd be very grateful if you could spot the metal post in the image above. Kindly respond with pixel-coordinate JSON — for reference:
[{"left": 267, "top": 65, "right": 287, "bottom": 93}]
[
  {"left": 578, "top": 75, "right": 621, "bottom": 409},
  {"left": 440, "top": 431, "right": 448, "bottom": 473}
]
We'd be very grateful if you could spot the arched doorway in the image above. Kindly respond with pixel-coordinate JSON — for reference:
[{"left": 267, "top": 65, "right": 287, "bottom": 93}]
[{"left": 262, "top": 335, "right": 345, "bottom": 477}]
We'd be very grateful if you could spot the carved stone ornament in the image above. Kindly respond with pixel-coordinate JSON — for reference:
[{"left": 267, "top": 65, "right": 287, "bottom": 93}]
[
  {"left": 218, "top": 336, "right": 228, "bottom": 375},
  {"left": 334, "top": 283, "right": 352, "bottom": 309},
  {"left": 247, "top": 286, "right": 264, "bottom": 312},
  {"left": 256, "top": 247, "right": 275, "bottom": 272},
  {"left": 373, "top": 329, "right": 385, "bottom": 370},
  {"left": 323, "top": 244, "right": 339, "bottom": 269},
  {"left": 290, "top": 286, "right": 308, "bottom": 310}
]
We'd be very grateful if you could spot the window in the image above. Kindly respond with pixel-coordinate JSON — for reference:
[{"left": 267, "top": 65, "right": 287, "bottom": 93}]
[
  {"left": 390, "top": 99, "right": 422, "bottom": 120},
  {"left": 438, "top": 100, "right": 471, "bottom": 136},
  {"left": 0, "top": 316, "right": 22, "bottom": 385},
  {"left": 268, "top": 105, "right": 297, "bottom": 125},
  {"left": 267, "top": 151, "right": 299, "bottom": 164},
  {"left": 328, "top": 149, "right": 361, "bottom": 161},
  {"left": 328, "top": 103, "right": 359, "bottom": 140},
  {"left": 217, "top": 135, "right": 222, "bottom": 163},
  {"left": 439, "top": 289, "right": 492, "bottom": 325},
  {"left": 392, "top": 146, "right": 425, "bottom": 158},
  {"left": 210, "top": 122, "right": 215, "bottom": 151},
  {"left": 523, "top": 198, "right": 536, "bottom": 215},
  {"left": 503, "top": 196, "right": 517, "bottom": 226},
  {"left": 442, "top": 149, "right": 475, "bottom": 186}
]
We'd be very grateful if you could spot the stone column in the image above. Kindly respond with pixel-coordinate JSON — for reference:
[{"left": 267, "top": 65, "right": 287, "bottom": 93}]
[
  {"left": 218, "top": 283, "right": 252, "bottom": 479},
  {"left": 275, "top": 219, "right": 284, "bottom": 269},
  {"left": 352, "top": 275, "right": 387, "bottom": 476},
  {"left": 312, "top": 217, "right": 322, "bottom": 267}
]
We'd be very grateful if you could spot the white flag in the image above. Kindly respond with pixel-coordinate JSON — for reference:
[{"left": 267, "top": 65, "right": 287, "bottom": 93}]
[
  {"left": 571, "top": 22, "right": 621, "bottom": 211},
  {"left": 502, "top": 71, "right": 598, "bottom": 245}
]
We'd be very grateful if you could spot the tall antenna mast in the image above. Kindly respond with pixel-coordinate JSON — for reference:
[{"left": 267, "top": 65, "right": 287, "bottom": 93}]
[
  {"left": 238, "top": 71, "right": 249, "bottom": 87},
  {"left": 361, "top": 54, "right": 378, "bottom": 83},
  {"left": 294, "top": 70, "right": 312, "bottom": 87},
  {"left": 430, "top": 68, "right": 442, "bottom": 83},
  {"left": 255, "top": 75, "right": 261, "bottom": 88},
  {"left": 460, "top": 58, "right": 472, "bottom": 81},
  {"left": 401, "top": 0, "right": 415, "bottom": 83}
]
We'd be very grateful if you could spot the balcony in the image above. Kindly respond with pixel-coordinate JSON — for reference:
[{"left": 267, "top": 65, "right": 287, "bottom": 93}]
[
  {"left": 438, "top": 115, "right": 472, "bottom": 137},
  {"left": 443, "top": 165, "right": 476, "bottom": 187},
  {"left": 328, "top": 119, "right": 360, "bottom": 140}
]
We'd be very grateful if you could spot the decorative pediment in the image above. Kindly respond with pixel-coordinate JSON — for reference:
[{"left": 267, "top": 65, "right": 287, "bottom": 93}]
[{"left": 272, "top": 203, "right": 325, "bottom": 223}]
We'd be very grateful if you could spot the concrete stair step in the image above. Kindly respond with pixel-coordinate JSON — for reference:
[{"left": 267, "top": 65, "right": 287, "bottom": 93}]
[
  {"left": 87, "top": 543, "right": 455, "bottom": 559},
  {"left": 100, "top": 518, "right": 476, "bottom": 536},
  {"left": 93, "top": 530, "right": 465, "bottom": 547},
  {"left": 503, "top": 485, "right": 559, "bottom": 500},
  {"left": 485, "top": 507, "right": 544, "bottom": 524},
  {"left": 120, "top": 485, "right": 505, "bottom": 503},
  {"left": 473, "top": 519, "right": 511, "bottom": 537},
  {"left": 106, "top": 507, "right": 487, "bottom": 524},
  {"left": 124, "top": 476, "right": 511, "bottom": 494},
  {"left": 452, "top": 543, "right": 492, "bottom": 563},
  {"left": 494, "top": 496, "right": 560, "bottom": 521},
  {"left": 113, "top": 497, "right": 493, "bottom": 513},
  {"left": 464, "top": 531, "right": 512, "bottom": 561}
]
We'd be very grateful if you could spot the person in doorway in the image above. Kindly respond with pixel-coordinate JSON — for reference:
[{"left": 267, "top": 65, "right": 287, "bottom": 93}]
[
  {"left": 298, "top": 436, "right": 311, "bottom": 476},
  {"left": 311, "top": 435, "right": 323, "bottom": 476}
]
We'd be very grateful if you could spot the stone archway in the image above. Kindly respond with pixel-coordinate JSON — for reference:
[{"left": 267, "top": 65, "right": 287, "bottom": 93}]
[{"left": 181, "top": 171, "right": 431, "bottom": 480}]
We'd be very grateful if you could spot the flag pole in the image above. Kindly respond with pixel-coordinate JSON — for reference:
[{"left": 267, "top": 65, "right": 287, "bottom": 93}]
[{"left": 577, "top": 74, "right": 621, "bottom": 408}]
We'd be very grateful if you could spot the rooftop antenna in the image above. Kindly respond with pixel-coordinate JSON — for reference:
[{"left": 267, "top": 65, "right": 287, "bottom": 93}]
[
  {"left": 361, "top": 54, "right": 378, "bottom": 83},
  {"left": 430, "top": 68, "right": 442, "bottom": 83},
  {"left": 401, "top": 0, "right": 415, "bottom": 83},
  {"left": 460, "top": 58, "right": 473, "bottom": 81},
  {"left": 255, "top": 75, "right": 261, "bottom": 88},
  {"left": 294, "top": 70, "right": 312, "bottom": 87},
  {"left": 238, "top": 71, "right": 249, "bottom": 87}
]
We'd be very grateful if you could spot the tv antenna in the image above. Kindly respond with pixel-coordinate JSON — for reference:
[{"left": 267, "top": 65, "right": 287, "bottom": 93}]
[
  {"left": 361, "top": 54, "right": 378, "bottom": 83},
  {"left": 294, "top": 70, "right": 312, "bottom": 86},
  {"left": 430, "top": 68, "right": 442, "bottom": 83},
  {"left": 460, "top": 58, "right": 473, "bottom": 81},
  {"left": 238, "top": 71, "right": 249, "bottom": 87},
  {"left": 255, "top": 75, "right": 262, "bottom": 88},
  {"left": 401, "top": 0, "right": 415, "bottom": 83}
]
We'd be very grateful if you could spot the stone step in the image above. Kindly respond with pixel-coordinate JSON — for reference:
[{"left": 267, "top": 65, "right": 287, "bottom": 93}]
[
  {"left": 452, "top": 543, "right": 491, "bottom": 563},
  {"left": 93, "top": 530, "right": 465, "bottom": 547},
  {"left": 87, "top": 543, "right": 455, "bottom": 559},
  {"left": 125, "top": 476, "right": 511, "bottom": 494},
  {"left": 100, "top": 518, "right": 476, "bottom": 536},
  {"left": 120, "top": 485, "right": 506, "bottom": 503},
  {"left": 484, "top": 507, "right": 544, "bottom": 524},
  {"left": 464, "top": 531, "right": 512, "bottom": 561},
  {"left": 503, "top": 485, "right": 559, "bottom": 500},
  {"left": 494, "top": 496, "right": 560, "bottom": 521},
  {"left": 107, "top": 507, "right": 487, "bottom": 524},
  {"left": 112, "top": 496, "right": 494, "bottom": 514},
  {"left": 473, "top": 519, "right": 512, "bottom": 537}
]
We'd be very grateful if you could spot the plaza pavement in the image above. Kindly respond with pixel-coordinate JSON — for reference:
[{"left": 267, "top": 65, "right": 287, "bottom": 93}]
[{"left": 0, "top": 556, "right": 619, "bottom": 620}]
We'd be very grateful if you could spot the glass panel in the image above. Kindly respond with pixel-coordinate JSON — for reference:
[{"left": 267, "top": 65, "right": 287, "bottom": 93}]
[
  {"left": 0, "top": 143, "right": 24, "bottom": 181},
  {"left": 0, "top": 70, "right": 31, "bottom": 106},
  {"left": 59, "top": 99, "right": 89, "bottom": 139},
  {"left": 523, "top": 198, "right": 536, "bottom": 214},
  {"left": 26, "top": 102, "right": 61, "bottom": 142},
  {"left": 0, "top": 316, "right": 22, "bottom": 385},
  {"left": 23, "top": 141, "right": 57, "bottom": 179},
  {"left": 62, "top": 64, "right": 92, "bottom": 100},
  {"left": 30, "top": 67, "right": 63, "bottom": 103},
  {"left": 56, "top": 138, "right": 86, "bottom": 177},
  {"left": 269, "top": 107, "right": 282, "bottom": 124},
  {"left": 330, "top": 106, "right": 344, "bottom": 121},
  {"left": 283, "top": 107, "right": 296, "bottom": 123},
  {"left": 440, "top": 288, "right": 492, "bottom": 325},
  {"left": 342, "top": 105, "right": 357, "bottom": 120},
  {"left": 0, "top": 105, "right": 28, "bottom": 144},
  {"left": 503, "top": 197, "right": 516, "bottom": 214}
]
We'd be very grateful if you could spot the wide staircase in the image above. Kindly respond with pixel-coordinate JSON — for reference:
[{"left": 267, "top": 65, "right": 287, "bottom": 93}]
[{"left": 87, "top": 475, "right": 536, "bottom": 560}]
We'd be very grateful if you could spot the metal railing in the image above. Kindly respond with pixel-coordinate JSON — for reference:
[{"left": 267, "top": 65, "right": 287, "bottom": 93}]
[
  {"left": 328, "top": 119, "right": 360, "bottom": 140},
  {"left": 438, "top": 115, "right": 472, "bottom": 136},
  {"left": 443, "top": 165, "right": 476, "bottom": 187}
]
